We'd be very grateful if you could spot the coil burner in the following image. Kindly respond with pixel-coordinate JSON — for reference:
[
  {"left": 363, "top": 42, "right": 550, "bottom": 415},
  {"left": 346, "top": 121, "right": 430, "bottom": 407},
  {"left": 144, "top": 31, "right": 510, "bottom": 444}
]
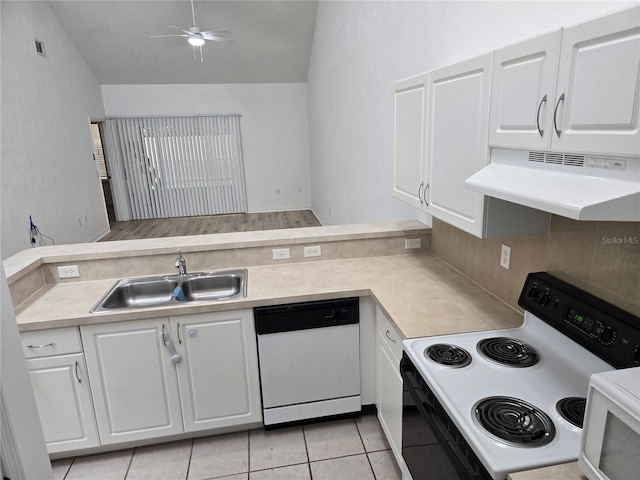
[
  {"left": 424, "top": 343, "right": 472, "bottom": 368},
  {"left": 556, "top": 397, "right": 586, "bottom": 428},
  {"left": 474, "top": 396, "right": 555, "bottom": 447},
  {"left": 477, "top": 337, "right": 539, "bottom": 368}
]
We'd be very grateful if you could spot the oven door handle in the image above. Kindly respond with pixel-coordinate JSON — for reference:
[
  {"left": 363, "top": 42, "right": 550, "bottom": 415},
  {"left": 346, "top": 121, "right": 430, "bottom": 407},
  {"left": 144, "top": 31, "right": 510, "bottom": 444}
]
[{"left": 400, "top": 357, "right": 488, "bottom": 480}]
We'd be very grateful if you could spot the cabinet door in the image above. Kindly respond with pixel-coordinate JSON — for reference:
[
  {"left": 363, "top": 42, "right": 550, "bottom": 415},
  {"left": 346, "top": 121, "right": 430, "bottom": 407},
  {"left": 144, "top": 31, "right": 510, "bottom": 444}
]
[
  {"left": 489, "top": 30, "right": 561, "bottom": 150},
  {"left": 374, "top": 307, "right": 406, "bottom": 471},
  {"left": 375, "top": 330, "right": 403, "bottom": 465},
  {"left": 81, "top": 318, "right": 184, "bottom": 444},
  {"left": 426, "top": 53, "right": 493, "bottom": 237},
  {"left": 172, "top": 310, "right": 262, "bottom": 432},
  {"left": 393, "top": 73, "right": 429, "bottom": 209},
  {"left": 552, "top": 6, "right": 640, "bottom": 156},
  {"left": 26, "top": 353, "right": 99, "bottom": 453}
]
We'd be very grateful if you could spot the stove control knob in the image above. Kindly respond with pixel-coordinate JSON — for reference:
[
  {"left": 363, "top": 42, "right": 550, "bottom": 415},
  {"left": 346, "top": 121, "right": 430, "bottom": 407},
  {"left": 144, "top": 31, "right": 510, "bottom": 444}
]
[
  {"left": 600, "top": 328, "right": 615, "bottom": 345},
  {"left": 539, "top": 293, "right": 551, "bottom": 306},
  {"left": 528, "top": 286, "right": 540, "bottom": 299}
]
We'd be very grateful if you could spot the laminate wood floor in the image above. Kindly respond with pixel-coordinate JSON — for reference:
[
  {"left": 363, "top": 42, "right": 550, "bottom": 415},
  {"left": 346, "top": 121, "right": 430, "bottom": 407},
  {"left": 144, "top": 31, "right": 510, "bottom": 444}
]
[{"left": 100, "top": 210, "right": 322, "bottom": 242}]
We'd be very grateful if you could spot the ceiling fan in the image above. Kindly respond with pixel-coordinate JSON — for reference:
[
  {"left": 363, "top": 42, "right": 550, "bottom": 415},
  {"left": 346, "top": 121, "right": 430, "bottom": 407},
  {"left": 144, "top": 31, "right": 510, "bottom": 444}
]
[{"left": 150, "top": 0, "right": 231, "bottom": 61}]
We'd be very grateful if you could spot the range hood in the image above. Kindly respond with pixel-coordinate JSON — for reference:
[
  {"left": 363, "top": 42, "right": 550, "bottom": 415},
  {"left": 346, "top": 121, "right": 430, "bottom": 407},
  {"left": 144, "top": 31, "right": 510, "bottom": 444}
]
[{"left": 465, "top": 148, "right": 640, "bottom": 221}]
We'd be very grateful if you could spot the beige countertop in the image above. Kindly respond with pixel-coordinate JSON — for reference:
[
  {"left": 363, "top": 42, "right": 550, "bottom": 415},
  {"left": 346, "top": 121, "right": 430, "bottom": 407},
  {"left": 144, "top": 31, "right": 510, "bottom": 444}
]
[
  {"left": 509, "top": 462, "right": 586, "bottom": 480},
  {"left": 15, "top": 253, "right": 523, "bottom": 337}
]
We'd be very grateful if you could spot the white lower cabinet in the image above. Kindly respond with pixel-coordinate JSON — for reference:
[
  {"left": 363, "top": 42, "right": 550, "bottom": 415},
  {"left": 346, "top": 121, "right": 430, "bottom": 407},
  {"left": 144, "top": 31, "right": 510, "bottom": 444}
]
[
  {"left": 81, "top": 318, "right": 184, "bottom": 444},
  {"left": 171, "top": 310, "right": 262, "bottom": 432},
  {"left": 80, "top": 309, "right": 261, "bottom": 446},
  {"left": 21, "top": 327, "right": 100, "bottom": 454},
  {"left": 26, "top": 353, "right": 100, "bottom": 453},
  {"left": 374, "top": 307, "right": 406, "bottom": 473}
]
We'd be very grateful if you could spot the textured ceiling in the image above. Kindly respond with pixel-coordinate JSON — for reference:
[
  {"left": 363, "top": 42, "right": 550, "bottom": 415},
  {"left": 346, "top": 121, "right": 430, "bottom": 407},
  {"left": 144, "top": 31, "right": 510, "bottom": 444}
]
[{"left": 48, "top": 0, "right": 318, "bottom": 84}]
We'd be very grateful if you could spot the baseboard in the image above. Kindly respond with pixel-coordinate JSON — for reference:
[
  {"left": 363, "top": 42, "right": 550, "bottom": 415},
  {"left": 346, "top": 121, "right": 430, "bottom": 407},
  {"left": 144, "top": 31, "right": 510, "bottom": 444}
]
[{"left": 89, "top": 226, "right": 111, "bottom": 243}]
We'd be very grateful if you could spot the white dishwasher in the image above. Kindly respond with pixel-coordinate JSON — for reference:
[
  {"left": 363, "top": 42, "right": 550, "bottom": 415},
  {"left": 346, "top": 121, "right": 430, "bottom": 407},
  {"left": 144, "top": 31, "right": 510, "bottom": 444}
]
[{"left": 254, "top": 297, "right": 361, "bottom": 427}]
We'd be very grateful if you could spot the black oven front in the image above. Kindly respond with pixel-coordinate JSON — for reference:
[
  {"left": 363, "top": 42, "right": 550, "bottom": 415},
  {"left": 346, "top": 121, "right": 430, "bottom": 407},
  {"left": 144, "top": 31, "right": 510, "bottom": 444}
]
[{"left": 400, "top": 353, "right": 491, "bottom": 480}]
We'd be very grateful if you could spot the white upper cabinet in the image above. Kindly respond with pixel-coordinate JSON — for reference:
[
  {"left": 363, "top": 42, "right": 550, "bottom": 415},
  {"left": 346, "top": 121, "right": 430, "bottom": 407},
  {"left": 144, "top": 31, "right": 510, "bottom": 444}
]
[
  {"left": 489, "top": 31, "right": 561, "bottom": 150},
  {"left": 489, "top": 6, "right": 640, "bottom": 157},
  {"left": 425, "top": 53, "right": 493, "bottom": 236},
  {"left": 393, "top": 73, "right": 429, "bottom": 209},
  {"left": 553, "top": 6, "right": 640, "bottom": 156}
]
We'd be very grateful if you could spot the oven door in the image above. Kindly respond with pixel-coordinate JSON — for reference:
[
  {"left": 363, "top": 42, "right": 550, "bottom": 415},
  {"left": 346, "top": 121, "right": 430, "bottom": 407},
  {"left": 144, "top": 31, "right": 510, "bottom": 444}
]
[{"left": 400, "top": 354, "right": 491, "bottom": 480}]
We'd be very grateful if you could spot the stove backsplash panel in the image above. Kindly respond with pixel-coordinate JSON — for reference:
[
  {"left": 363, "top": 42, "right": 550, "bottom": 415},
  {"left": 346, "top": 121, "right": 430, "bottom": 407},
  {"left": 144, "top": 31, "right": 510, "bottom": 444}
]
[{"left": 431, "top": 216, "right": 640, "bottom": 318}]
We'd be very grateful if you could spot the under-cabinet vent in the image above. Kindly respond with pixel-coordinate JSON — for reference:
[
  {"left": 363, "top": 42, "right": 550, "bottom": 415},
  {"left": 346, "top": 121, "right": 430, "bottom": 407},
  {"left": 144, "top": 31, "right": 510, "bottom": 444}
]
[
  {"left": 528, "top": 151, "right": 585, "bottom": 168},
  {"left": 563, "top": 155, "right": 585, "bottom": 167},
  {"left": 528, "top": 151, "right": 545, "bottom": 163},
  {"left": 546, "top": 153, "right": 564, "bottom": 165}
]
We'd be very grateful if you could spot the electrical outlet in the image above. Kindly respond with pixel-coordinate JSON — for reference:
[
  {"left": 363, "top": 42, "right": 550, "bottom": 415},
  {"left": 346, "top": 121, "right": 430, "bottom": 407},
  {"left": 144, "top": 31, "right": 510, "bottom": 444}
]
[
  {"left": 404, "top": 238, "right": 422, "bottom": 249},
  {"left": 304, "top": 245, "right": 322, "bottom": 257},
  {"left": 500, "top": 244, "right": 512, "bottom": 270},
  {"left": 57, "top": 265, "right": 80, "bottom": 278},
  {"left": 272, "top": 248, "right": 290, "bottom": 260}
]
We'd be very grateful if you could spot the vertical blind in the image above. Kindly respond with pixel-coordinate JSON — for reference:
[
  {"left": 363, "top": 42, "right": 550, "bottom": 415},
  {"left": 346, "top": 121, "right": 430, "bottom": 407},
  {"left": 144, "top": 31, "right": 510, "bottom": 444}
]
[{"left": 102, "top": 115, "right": 247, "bottom": 221}]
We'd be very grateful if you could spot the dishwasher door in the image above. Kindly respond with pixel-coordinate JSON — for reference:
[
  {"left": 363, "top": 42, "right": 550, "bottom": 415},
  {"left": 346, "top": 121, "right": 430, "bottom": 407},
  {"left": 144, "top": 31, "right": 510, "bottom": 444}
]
[{"left": 255, "top": 298, "right": 361, "bottom": 426}]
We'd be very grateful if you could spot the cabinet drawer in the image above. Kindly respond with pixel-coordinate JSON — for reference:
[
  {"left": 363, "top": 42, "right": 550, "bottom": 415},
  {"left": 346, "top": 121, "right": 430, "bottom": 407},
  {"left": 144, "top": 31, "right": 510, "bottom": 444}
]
[
  {"left": 21, "top": 327, "right": 82, "bottom": 358},
  {"left": 375, "top": 308, "right": 403, "bottom": 361}
]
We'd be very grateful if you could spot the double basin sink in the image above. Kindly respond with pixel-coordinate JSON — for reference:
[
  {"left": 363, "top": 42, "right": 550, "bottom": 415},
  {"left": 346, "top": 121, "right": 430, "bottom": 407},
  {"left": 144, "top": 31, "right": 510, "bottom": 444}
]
[{"left": 91, "top": 269, "right": 247, "bottom": 313}]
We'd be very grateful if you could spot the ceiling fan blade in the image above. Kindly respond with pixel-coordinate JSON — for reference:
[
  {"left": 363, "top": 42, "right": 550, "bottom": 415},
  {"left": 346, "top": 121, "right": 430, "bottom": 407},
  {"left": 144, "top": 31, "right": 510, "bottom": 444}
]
[
  {"left": 150, "top": 34, "right": 188, "bottom": 38},
  {"left": 200, "top": 29, "right": 231, "bottom": 36},
  {"left": 169, "top": 25, "right": 194, "bottom": 35},
  {"left": 202, "top": 34, "right": 232, "bottom": 43}
]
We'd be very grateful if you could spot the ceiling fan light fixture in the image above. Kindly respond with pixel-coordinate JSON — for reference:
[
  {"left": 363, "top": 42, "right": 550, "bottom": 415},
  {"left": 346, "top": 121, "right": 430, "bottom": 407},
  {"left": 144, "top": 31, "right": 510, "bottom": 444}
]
[{"left": 188, "top": 34, "right": 205, "bottom": 47}]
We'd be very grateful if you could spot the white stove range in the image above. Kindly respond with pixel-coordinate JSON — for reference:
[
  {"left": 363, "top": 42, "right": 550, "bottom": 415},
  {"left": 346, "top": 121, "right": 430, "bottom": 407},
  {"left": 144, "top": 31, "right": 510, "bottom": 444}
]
[{"left": 400, "top": 272, "right": 640, "bottom": 480}]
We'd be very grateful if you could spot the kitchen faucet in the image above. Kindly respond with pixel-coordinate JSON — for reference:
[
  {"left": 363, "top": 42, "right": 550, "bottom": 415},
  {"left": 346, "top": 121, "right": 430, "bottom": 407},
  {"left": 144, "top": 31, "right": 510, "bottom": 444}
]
[{"left": 175, "top": 249, "right": 187, "bottom": 275}]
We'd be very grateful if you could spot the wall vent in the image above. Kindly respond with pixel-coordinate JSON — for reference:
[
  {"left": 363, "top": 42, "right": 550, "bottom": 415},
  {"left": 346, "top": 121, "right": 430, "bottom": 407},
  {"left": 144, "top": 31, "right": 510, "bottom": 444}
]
[
  {"left": 528, "top": 151, "right": 585, "bottom": 168},
  {"left": 34, "top": 39, "right": 46, "bottom": 57}
]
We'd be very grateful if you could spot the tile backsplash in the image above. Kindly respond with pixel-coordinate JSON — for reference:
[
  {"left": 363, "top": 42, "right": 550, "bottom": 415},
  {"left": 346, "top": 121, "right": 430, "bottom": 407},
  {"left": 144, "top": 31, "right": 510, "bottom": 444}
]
[{"left": 431, "top": 217, "right": 640, "bottom": 317}]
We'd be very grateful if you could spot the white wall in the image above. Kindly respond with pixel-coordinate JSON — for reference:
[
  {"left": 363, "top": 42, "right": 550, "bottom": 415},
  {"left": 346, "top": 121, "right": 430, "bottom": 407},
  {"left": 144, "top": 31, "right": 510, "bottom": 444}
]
[
  {"left": 307, "top": 0, "right": 636, "bottom": 226},
  {"left": 101, "top": 84, "right": 312, "bottom": 214},
  {"left": 0, "top": 266, "right": 53, "bottom": 479},
  {"left": 0, "top": 1, "right": 108, "bottom": 260}
]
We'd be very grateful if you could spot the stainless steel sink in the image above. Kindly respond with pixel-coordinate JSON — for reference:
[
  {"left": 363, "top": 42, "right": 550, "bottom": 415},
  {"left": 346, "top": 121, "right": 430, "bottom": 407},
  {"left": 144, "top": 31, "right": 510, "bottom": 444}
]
[
  {"left": 181, "top": 271, "right": 246, "bottom": 301},
  {"left": 91, "top": 269, "right": 247, "bottom": 313}
]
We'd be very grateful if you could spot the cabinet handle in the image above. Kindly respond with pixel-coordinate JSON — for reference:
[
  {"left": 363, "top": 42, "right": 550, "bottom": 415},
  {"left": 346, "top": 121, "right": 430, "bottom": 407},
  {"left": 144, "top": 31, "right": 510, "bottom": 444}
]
[
  {"left": 74, "top": 361, "right": 82, "bottom": 384},
  {"left": 418, "top": 182, "right": 424, "bottom": 205},
  {"left": 424, "top": 183, "right": 430, "bottom": 206},
  {"left": 536, "top": 94, "right": 547, "bottom": 137},
  {"left": 553, "top": 93, "right": 565, "bottom": 137},
  {"left": 161, "top": 324, "right": 182, "bottom": 365},
  {"left": 26, "top": 342, "right": 55, "bottom": 349},
  {"left": 385, "top": 330, "right": 397, "bottom": 344},
  {"left": 177, "top": 322, "right": 182, "bottom": 344}
]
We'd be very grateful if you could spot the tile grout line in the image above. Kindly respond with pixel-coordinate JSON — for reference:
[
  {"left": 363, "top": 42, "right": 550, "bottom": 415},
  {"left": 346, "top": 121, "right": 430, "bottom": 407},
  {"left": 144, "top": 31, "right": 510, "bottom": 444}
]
[
  {"left": 246, "top": 429, "right": 251, "bottom": 477},
  {"left": 301, "top": 423, "right": 312, "bottom": 478},
  {"left": 62, "top": 457, "right": 75, "bottom": 480},
  {"left": 354, "top": 417, "right": 378, "bottom": 480},
  {"left": 123, "top": 447, "right": 135, "bottom": 480},
  {"left": 184, "top": 437, "right": 194, "bottom": 480}
]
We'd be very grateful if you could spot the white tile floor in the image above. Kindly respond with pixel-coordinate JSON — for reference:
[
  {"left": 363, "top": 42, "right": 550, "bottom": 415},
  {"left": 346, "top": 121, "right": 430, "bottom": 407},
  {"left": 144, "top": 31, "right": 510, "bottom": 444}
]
[{"left": 52, "top": 415, "right": 402, "bottom": 480}]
